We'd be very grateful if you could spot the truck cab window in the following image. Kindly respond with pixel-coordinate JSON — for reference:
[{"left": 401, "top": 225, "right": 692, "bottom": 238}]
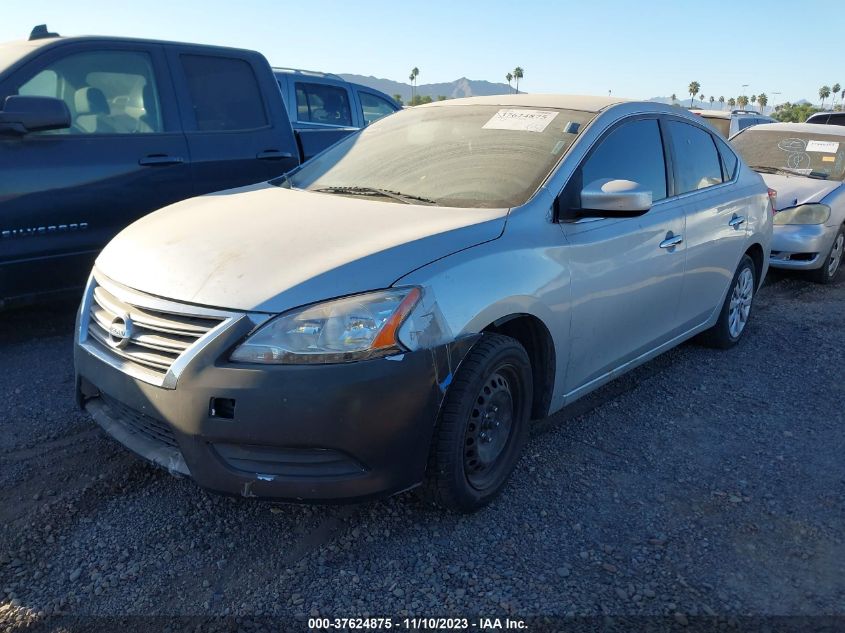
[
  {"left": 180, "top": 55, "right": 268, "bottom": 131},
  {"left": 16, "top": 50, "right": 163, "bottom": 134}
]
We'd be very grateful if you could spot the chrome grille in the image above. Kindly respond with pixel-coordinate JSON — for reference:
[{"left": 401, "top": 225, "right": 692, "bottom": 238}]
[{"left": 85, "top": 279, "right": 225, "bottom": 379}]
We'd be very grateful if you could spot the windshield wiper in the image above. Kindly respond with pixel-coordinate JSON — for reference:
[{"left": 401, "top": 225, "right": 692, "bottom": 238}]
[
  {"left": 312, "top": 186, "right": 436, "bottom": 205},
  {"left": 750, "top": 165, "right": 828, "bottom": 179}
]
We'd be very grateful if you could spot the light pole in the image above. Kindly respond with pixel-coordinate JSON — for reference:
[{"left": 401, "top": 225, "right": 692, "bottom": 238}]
[{"left": 770, "top": 92, "right": 781, "bottom": 114}]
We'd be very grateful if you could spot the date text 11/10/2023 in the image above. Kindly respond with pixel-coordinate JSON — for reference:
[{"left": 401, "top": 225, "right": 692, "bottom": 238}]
[{"left": 307, "top": 616, "right": 528, "bottom": 630}]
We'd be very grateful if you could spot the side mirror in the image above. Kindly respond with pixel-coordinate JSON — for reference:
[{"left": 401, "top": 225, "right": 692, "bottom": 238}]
[
  {"left": 0, "top": 95, "right": 71, "bottom": 135},
  {"left": 576, "top": 178, "right": 652, "bottom": 218}
]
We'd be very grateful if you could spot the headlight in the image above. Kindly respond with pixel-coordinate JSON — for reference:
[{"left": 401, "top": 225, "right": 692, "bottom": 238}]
[
  {"left": 773, "top": 204, "right": 831, "bottom": 225},
  {"left": 229, "top": 288, "right": 421, "bottom": 364}
]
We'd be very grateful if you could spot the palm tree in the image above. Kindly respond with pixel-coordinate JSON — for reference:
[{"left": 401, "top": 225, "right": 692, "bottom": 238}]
[
  {"left": 719, "top": 95, "right": 725, "bottom": 110},
  {"left": 513, "top": 67, "right": 524, "bottom": 94},
  {"left": 688, "top": 81, "right": 700, "bottom": 107},
  {"left": 738, "top": 95, "right": 749, "bottom": 109},
  {"left": 709, "top": 96, "right": 715, "bottom": 107},
  {"left": 750, "top": 95, "right": 757, "bottom": 111},
  {"left": 819, "top": 85, "right": 831, "bottom": 108},
  {"left": 506, "top": 72, "right": 513, "bottom": 93},
  {"left": 670, "top": 93, "right": 677, "bottom": 104},
  {"left": 698, "top": 93, "right": 704, "bottom": 104},
  {"left": 832, "top": 83, "right": 841, "bottom": 108},
  {"left": 757, "top": 93, "right": 768, "bottom": 113},
  {"left": 728, "top": 97, "right": 736, "bottom": 108},
  {"left": 409, "top": 67, "right": 419, "bottom": 104}
]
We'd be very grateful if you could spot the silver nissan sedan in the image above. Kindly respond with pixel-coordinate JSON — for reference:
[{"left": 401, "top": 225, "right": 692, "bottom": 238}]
[{"left": 75, "top": 95, "right": 772, "bottom": 512}]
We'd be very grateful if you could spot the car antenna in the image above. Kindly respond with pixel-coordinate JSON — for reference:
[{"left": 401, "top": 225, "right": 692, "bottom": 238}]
[{"left": 29, "top": 24, "right": 60, "bottom": 41}]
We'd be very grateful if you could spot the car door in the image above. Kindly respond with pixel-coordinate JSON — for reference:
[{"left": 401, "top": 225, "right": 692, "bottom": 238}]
[
  {"left": 558, "top": 117, "right": 687, "bottom": 394},
  {"left": 0, "top": 41, "right": 192, "bottom": 303},
  {"left": 167, "top": 48, "right": 299, "bottom": 195},
  {"left": 665, "top": 120, "right": 750, "bottom": 329}
]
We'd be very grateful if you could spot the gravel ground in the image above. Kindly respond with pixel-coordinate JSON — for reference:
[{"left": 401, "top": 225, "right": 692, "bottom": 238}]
[{"left": 0, "top": 270, "right": 843, "bottom": 632}]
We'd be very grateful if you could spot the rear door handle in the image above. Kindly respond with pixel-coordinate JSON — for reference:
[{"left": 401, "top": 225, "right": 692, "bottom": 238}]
[
  {"left": 729, "top": 215, "right": 746, "bottom": 228},
  {"left": 139, "top": 154, "right": 184, "bottom": 167},
  {"left": 256, "top": 149, "right": 294, "bottom": 161},
  {"left": 659, "top": 235, "right": 684, "bottom": 249}
]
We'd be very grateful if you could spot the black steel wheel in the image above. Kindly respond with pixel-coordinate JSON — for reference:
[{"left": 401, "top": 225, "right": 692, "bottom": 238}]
[{"left": 424, "top": 333, "right": 532, "bottom": 512}]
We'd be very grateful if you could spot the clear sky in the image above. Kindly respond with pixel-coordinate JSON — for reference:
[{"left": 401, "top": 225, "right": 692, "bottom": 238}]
[{"left": 2, "top": 0, "right": 842, "bottom": 106}]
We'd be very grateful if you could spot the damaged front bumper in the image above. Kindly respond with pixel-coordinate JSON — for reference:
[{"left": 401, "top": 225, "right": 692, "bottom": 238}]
[
  {"left": 75, "top": 297, "right": 477, "bottom": 502},
  {"left": 769, "top": 223, "right": 839, "bottom": 270}
]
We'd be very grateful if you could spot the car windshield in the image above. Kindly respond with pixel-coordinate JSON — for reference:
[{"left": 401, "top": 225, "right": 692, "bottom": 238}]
[
  {"left": 731, "top": 130, "right": 845, "bottom": 181},
  {"left": 282, "top": 104, "right": 597, "bottom": 208}
]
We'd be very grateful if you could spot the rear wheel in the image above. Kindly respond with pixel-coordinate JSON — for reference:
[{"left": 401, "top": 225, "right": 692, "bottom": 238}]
[
  {"left": 700, "top": 254, "right": 756, "bottom": 349},
  {"left": 809, "top": 227, "right": 844, "bottom": 284},
  {"left": 424, "top": 334, "right": 532, "bottom": 512}
]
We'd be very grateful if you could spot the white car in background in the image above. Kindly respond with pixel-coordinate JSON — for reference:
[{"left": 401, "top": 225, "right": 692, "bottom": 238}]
[
  {"left": 731, "top": 122, "right": 845, "bottom": 283},
  {"left": 692, "top": 109, "right": 776, "bottom": 138}
]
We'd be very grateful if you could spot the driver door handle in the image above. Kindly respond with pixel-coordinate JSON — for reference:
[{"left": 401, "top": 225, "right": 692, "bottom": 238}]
[
  {"left": 139, "top": 154, "right": 184, "bottom": 167},
  {"left": 659, "top": 235, "right": 684, "bottom": 249},
  {"left": 256, "top": 149, "right": 294, "bottom": 161},
  {"left": 729, "top": 215, "right": 746, "bottom": 229}
]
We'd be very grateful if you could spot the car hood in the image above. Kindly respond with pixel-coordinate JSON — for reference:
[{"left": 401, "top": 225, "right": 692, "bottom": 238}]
[
  {"left": 96, "top": 182, "right": 508, "bottom": 313},
  {"left": 760, "top": 173, "right": 842, "bottom": 209}
]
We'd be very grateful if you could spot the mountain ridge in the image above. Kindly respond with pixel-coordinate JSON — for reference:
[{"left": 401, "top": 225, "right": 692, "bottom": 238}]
[{"left": 339, "top": 74, "right": 512, "bottom": 101}]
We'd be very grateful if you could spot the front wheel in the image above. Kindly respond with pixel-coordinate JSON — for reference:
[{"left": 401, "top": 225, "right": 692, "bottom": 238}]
[
  {"left": 809, "top": 227, "right": 844, "bottom": 284},
  {"left": 700, "top": 254, "right": 756, "bottom": 349},
  {"left": 424, "top": 334, "right": 532, "bottom": 512}
]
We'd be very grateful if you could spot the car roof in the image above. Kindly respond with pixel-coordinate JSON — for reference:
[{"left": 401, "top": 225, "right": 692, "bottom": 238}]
[
  {"left": 743, "top": 122, "right": 845, "bottom": 137},
  {"left": 272, "top": 67, "right": 345, "bottom": 81},
  {"left": 2, "top": 34, "right": 260, "bottom": 56},
  {"left": 415, "top": 94, "right": 632, "bottom": 113},
  {"left": 691, "top": 109, "right": 771, "bottom": 119},
  {"left": 691, "top": 109, "right": 732, "bottom": 119}
]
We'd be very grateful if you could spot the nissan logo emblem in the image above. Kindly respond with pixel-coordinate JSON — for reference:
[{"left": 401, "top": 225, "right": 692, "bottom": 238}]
[{"left": 107, "top": 314, "right": 133, "bottom": 349}]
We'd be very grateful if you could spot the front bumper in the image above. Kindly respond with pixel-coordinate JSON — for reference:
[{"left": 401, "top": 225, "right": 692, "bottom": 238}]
[
  {"left": 769, "top": 223, "right": 838, "bottom": 270},
  {"left": 75, "top": 299, "right": 475, "bottom": 502}
]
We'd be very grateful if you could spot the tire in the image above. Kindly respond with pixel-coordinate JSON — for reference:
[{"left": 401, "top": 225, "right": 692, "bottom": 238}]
[
  {"left": 424, "top": 333, "right": 532, "bottom": 512},
  {"left": 700, "top": 254, "right": 757, "bottom": 349},
  {"left": 809, "top": 226, "right": 845, "bottom": 284}
]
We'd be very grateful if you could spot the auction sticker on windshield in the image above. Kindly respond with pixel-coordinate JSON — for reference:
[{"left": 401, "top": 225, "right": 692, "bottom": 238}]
[
  {"left": 483, "top": 109, "right": 559, "bottom": 133},
  {"left": 806, "top": 140, "right": 840, "bottom": 153}
]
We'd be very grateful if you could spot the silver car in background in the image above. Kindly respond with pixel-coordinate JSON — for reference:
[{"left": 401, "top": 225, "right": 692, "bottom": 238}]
[
  {"left": 74, "top": 95, "right": 772, "bottom": 512},
  {"left": 731, "top": 122, "right": 845, "bottom": 283}
]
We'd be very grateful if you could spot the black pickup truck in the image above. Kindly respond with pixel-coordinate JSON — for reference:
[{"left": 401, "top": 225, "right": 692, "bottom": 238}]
[{"left": 0, "top": 26, "right": 301, "bottom": 308}]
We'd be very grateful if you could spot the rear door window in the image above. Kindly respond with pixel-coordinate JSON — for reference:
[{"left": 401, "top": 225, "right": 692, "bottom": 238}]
[
  {"left": 179, "top": 54, "right": 268, "bottom": 131},
  {"left": 16, "top": 50, "right": 163, "bottom": 134},
  {"left": 358, "top": 91, "right": 398, "bottom": 125},
  {"left": 295, "top": 82, "right": 352, "bottom": 126},
  {"left": 581, "top": 118, "right": 668, "bottom": 201},
  {"left": 667, "top": 121, "right": 724, "bottom": 193},
  {"left": 714, "top": 136, "right": 739, "bottom": 180}
]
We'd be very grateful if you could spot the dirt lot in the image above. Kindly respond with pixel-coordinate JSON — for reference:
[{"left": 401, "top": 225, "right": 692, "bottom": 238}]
[{"left": 1, "top": 270, "right": 843, "bottom": 632}]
